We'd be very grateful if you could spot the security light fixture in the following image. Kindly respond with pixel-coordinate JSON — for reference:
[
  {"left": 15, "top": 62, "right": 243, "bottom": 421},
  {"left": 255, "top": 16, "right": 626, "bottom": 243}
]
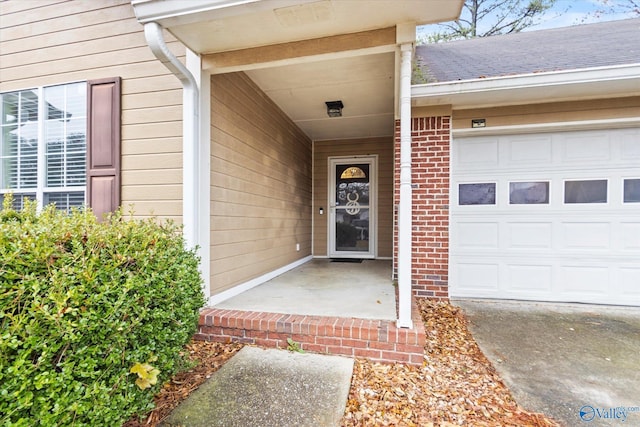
[
  {"left": 325, "top": 100, "right": 344, "bottom": 117},
  {"left": 471, "top": 118, "right": 486, "bottom": 128}
]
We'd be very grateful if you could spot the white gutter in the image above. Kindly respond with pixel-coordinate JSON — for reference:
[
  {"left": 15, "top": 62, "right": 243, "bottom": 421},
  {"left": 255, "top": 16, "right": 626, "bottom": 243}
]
[
  {"left": 143, "top": 22, "right": 200, "bottom": 250},
  {"left": 132, "top": 0, "right": 260, "bottom": 23},
  {"left": 412, "top": 63, "right": 640, "bottom": 107},
  {"left": 132, "top": 0, "right": 316, "bottom": 26},
  {"left": 396, "top": 42, "right": 413, "bottom": 329}
]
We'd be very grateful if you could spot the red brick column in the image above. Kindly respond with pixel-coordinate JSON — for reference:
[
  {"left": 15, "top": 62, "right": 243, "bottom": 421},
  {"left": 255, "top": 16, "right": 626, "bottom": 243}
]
[{"left": 394, "top": 116, "right": 451, "bottom": 299}]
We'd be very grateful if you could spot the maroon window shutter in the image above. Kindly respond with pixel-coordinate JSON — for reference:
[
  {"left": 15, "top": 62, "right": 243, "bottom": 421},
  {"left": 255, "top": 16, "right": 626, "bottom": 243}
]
[{"left": 87, "top": 77, "right": 121, "bottom": 220}]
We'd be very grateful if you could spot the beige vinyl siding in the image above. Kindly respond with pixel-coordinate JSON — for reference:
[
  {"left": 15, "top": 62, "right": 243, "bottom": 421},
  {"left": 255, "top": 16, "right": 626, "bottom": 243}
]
[
  {"left": 210, "top": 72, "right": 312, "bottom": 296},
  {"left": 313, "top": 138, "right": 394, "bottom": 258},
  {"left": 452, "top": 97, "right": 640, "bottom": 129},
  {"left": 0, "top": 0, "right": 184, "bottom": 220}
]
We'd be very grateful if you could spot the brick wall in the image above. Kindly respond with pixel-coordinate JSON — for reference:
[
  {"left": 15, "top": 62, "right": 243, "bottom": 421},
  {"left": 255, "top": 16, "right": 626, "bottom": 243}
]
[
  {"left": 393, "top": 116, "right": 451, "bottom": 299},
  {"left": 197, "top": 294, "right": 426, "bottom": 365}
]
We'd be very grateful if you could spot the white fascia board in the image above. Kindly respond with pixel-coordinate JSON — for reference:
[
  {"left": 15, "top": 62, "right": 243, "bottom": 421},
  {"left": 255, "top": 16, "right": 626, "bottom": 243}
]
[{"left": 411, "top": 63, "right": 640, "bottom": 108}]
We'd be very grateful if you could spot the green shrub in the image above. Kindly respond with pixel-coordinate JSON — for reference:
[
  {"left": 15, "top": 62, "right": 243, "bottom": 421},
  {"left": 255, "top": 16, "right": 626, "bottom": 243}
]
[{"left": 0, "top": 196, "right": 205, "bottom": 426}]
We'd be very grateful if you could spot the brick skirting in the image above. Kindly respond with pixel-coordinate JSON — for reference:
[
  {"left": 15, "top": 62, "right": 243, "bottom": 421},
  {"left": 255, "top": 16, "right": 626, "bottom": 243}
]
[{"left": 196, "top": 297, "right": 426, "bottom": 365}]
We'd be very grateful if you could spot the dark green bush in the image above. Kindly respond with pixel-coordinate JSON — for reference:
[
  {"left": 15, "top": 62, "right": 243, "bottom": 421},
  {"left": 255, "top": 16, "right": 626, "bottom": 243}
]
[{"left": 0, "top": 197, "right": 205, "bottom": 426}]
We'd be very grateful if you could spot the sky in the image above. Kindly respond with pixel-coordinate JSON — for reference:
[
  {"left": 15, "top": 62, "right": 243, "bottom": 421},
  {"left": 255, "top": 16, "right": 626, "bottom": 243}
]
[
  {"left": 534, "top": 0, "right": 637, "bottom": 29},
  {"left": 417, "top": 0, "right": 638, "bottom": 40}
]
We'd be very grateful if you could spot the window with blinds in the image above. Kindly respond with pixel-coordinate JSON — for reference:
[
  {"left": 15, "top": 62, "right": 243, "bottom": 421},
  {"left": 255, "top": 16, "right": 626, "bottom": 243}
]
[{"left": 1, "top": 82, "right": 87, "bottom": 212}]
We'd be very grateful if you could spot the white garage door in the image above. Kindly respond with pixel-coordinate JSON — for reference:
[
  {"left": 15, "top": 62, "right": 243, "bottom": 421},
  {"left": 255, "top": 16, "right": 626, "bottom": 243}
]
[{"left": 450, "top": 128, "right": 640, "bottom": 306}]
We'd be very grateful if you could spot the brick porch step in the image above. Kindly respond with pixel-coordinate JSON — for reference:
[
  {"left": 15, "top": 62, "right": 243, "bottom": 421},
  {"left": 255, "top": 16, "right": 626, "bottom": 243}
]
[{"left": 196, "top": 298, "right": 426, "bottom": 365}]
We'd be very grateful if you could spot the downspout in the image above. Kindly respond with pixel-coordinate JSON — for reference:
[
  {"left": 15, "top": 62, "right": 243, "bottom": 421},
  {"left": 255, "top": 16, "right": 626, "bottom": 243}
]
[
  {"left": 143, "top": 22, "right": 199, "bottom": 250},
  {"left": 397, "top": 43, "right": 413, "bottom": 329}
]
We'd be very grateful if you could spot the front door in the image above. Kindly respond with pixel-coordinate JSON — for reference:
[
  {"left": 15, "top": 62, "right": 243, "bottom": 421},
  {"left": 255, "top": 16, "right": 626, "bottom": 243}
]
[{"left": 329, "top": 156, "right": 376, "bottom": 258}]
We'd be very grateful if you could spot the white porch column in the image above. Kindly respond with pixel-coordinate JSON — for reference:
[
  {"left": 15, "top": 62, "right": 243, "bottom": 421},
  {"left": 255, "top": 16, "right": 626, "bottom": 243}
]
[
  {"left": 397, "top": 42, "right": 413, "bottom": 329},
  {"left": 186, "top": 50, "right": 211, "bottom": 300}
]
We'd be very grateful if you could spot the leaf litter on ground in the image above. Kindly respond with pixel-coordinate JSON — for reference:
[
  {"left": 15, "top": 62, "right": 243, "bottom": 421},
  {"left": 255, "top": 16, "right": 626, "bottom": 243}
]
[
  {"left": 341, "top": 299, "right": 561, "bottom": 426},
  {"left": 126, "top": 299, "right": 560, "bottom": 426}
]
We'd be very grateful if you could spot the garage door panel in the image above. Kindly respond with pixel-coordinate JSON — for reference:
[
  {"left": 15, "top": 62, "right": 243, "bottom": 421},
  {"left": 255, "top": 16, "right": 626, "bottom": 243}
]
[
  {"left": 621, "top": 223, "right": 640, "bottom": 250},
  {"left": 507, "top": 265, "right": 552, "bottom": 292},
  {"left": 456, "top": 262, "right": 499, "bottom": 291},
  {"left": 560, "top": 265, "right": 610, "bottom": 296},
  {"left": 455, "top": 138, "right": 498, "bottom": 169},
  {"left": 507, "top": 136, "right": 552, "bottom": 164},
  {"left": 507, "top": 222, "right": 552, "bottom": 248},
  {"left": 619, "top": 267, "right": 640, "bottom": 296},
  {"left": 620, "top": 129, "right": 640, "bottom": 159},
  {"left": 561, "top": 132, "right": 611, "bottom": 162},
  {"left": 457, "top": 222, "right": 499, "bottom": 248},
  {"left": 561, "top": 222, "right": 611, "bottom": 250},
  {"left": 451, "top": 128, "right": 640, "bottom": 306}
]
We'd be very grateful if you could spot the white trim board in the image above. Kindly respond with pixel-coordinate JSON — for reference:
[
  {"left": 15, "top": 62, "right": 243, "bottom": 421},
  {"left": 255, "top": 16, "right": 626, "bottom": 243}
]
[
  {"left": 453, "top": 117, "right": 640, "bottom": 138},
  {"left": 207, "top": 255, "right": 313, "bottom": 306},
  {"left": 412, "top": 64, "right": 640, "bottom": 110}
]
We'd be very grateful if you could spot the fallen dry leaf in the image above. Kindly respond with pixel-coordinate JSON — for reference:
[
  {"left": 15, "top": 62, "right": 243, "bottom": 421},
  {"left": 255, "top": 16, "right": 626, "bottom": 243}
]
[
  {"left": 123, "top": 340, "right": 242, "bottom": 426},
  {"left": 125, "top": 299, "right": 560, "bottom": 427},
  {"left": 340, "top": 299, "right": 561, "bottom": 427}
]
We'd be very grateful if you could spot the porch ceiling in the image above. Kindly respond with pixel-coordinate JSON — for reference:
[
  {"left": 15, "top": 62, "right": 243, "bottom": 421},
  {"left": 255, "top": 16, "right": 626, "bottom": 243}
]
[
  {"left": 132, "top": 0, "right": 464, "bottom": 141},
  {"left": 245, "top": 52, "right": 396, "bottom": 140}
]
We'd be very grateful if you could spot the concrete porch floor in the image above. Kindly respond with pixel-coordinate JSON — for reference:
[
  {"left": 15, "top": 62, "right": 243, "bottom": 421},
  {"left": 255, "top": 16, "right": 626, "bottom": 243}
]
[
  {"left": 197, "top": 258, "right": 427, "bottom": 365},
  {"left": 213, "top": 258, "right": 397, "bottom": 320}
]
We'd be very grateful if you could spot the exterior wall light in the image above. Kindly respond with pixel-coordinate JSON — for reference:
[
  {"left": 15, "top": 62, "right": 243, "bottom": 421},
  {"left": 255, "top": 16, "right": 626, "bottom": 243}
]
[
  {"left": 325, "top": 100, "right": 344, "bottom": 117},
  {"left": 471, "top": 118, "right": 486, "bottom": 128}
]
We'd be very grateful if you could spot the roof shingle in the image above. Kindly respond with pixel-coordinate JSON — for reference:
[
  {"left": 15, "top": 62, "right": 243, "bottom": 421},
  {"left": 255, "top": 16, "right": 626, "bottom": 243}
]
[{"left": 416, "top": 18, "right": 640, "bottom": 83}]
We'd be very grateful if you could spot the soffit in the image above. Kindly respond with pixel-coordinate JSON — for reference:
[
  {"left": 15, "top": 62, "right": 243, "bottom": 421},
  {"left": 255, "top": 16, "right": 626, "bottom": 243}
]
[
  {"left": 131, "top": 0, "right": 463, "bottom": 141},
  {"left": 133, "top": 0, "right": 462, "bottom": 53}
]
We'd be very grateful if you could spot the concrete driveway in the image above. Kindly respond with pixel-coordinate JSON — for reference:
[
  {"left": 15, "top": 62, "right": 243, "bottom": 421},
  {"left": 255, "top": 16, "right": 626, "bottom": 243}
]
[{"left": 455, "top": 299, "right": 640, "bottom": 427}]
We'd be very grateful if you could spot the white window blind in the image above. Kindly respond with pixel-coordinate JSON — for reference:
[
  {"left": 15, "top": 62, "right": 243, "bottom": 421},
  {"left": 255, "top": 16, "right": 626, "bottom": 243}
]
[
  {"left": 1, "top": 82, "right": 86, "bottom": 212},
  {"left": 0, "top": 90, "right": 38, "bottom": 190}
]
